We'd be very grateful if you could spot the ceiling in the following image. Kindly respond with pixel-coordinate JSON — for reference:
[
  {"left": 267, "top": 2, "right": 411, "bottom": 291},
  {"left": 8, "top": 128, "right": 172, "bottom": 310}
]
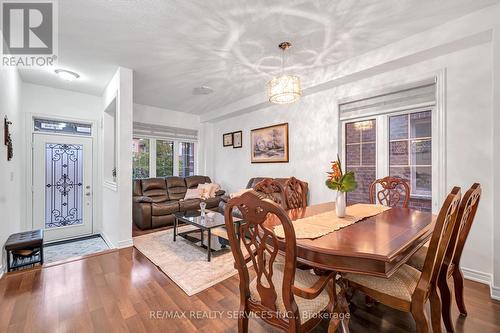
[{"left": 18, "top": 0, "right": 500, "bottom": 114}]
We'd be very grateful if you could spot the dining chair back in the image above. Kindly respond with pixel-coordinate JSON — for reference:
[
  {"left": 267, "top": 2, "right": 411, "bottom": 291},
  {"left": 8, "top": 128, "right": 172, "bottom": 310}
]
[
  {"left": 448, "top": 183, "right": 481, "bottom": 274},
  {"left": 225, "top": 190, "right": 300, "bottom": 331},
  {"left": 224, "top": 190, "right": 335, "bottom": 332},
  {"left": 416, "top": 187, "right": 461, "bottom": 299},
  {"left": 254, "top": 178, "right": 287, "bottom": 209},
  {"left": 438, "top": 183, "right": 481, "bottom": 331},
  {"left": 284, "top": 177, "right": 308, "bottom": 209},
  {"left": 369, "top": 176, "right": 410, "bottom": 208}
]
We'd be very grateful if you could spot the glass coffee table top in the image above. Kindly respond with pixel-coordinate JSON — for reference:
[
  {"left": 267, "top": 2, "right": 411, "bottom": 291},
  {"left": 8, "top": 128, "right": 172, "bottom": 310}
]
[{"left": 174, "top": 210, "right": 241, "bottom": 229}]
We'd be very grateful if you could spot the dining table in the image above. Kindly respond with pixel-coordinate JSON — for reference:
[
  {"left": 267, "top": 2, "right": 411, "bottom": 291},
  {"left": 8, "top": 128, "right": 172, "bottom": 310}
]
[{"left": 263, "top": 202, "right": 436, "bottom": 333}]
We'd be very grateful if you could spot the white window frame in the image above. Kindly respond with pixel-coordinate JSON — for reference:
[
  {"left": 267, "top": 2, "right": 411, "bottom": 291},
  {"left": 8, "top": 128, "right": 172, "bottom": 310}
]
[
  {"left": 132, "top": 134, "right": 198, "bottom": 178},
  {"left": 339, "top": 72, "right": 446, "bottom": 213}
]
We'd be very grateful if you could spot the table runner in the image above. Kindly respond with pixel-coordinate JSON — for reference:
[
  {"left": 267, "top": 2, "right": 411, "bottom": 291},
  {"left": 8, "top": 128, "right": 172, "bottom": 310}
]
[{"left": 273, "top": 204, "right": 391, "bottom": 239}]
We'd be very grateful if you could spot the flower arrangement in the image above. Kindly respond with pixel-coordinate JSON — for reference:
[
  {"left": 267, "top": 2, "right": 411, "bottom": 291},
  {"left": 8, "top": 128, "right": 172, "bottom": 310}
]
[{"left": 325, "top": 155, "right": 357, "bottom": 193}]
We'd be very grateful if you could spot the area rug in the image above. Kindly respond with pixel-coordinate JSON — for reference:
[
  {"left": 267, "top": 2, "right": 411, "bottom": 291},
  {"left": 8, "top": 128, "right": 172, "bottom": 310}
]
[
  {"left": 44, "top": 235, "right": 110, "bottom": 263},
  {"left": 133, "top": 226, "right": 240, "bottom": 296}
]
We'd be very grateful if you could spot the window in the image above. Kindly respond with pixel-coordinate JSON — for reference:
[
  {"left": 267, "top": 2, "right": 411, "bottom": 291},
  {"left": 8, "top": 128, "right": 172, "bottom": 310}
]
[
  {"left": 132, "top": 138, "right": 150, "bottom": 178},
  {"left": 389, "top": 111, "right": 432, "bottom": 211},
  {"left": 179, "top": 142, "right": 195, "bottom": 177},
  {"left": 342, "top": 110, "right": 432, "bottom": 212},
  {"left": 340, "top": 79, "right": 441, "bottom": 212},
  {"left": 156, "top": 140, "right": 174, "bottom": 177},
  {"left": 132, "top": 137, "right": 196, "bottom": 178},
  {"left": 345, "top": 119, "right": 377, "bottom": 205}
]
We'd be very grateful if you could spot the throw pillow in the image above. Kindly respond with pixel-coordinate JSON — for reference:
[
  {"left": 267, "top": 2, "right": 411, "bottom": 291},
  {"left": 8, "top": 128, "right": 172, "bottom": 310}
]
[
  {"left": 184, "top": 188, "right": 202, "bottom": 200},
  {"left": 209, "top": 183, "right": 221, "bottom": 197},
  {"left": 197, "top": 183, "right": 211, "bottom": 199}
]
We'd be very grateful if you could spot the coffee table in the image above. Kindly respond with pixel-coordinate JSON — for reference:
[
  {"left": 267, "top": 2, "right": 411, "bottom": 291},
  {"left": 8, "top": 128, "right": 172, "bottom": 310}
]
[{"left": 173, "top": 210, "right": 242, "bottom": 262}]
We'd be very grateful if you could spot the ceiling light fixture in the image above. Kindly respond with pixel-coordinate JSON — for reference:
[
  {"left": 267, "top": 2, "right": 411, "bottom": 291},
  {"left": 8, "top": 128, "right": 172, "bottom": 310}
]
[
  {"left": 267, "top": 42, "right": 301, "bottom": 105},
  {"left": 54, "top": 69, "right": 80, "bottom": 81}
]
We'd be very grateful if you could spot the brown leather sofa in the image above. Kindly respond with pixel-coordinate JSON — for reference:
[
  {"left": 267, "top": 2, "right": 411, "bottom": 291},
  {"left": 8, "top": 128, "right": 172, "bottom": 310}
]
[{"left": 133, "top": 175, "right": 225, "bottom": 230}]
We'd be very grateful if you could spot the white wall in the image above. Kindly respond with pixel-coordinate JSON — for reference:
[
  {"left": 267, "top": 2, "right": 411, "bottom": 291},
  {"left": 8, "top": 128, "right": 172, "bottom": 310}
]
[
  {"left": 102, "top": 67, "right": 134, "bottom": 248},
  {"left": 134, "top": 103, "right": 200, "bottom": 130},
  {"left": 0, "top": 67, "right": 22, "bottom": 276},
  {"left": 492, "top": 21, "right": 500, "bottom": 300},
  {"left": 207, "top": 5, "right": 500, "bottom": 297},
  {"left": 22, "top": 83, "right": 102, "bottom": 120}
]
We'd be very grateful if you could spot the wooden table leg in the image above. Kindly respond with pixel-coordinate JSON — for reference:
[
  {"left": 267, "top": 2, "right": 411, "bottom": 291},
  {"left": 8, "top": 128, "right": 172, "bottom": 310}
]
[
  {"left": 207, "top": 229, "right": 211, "bottom": 262},
  {"left": 173, "top": 218, "right": 177, "bottom": 241}
]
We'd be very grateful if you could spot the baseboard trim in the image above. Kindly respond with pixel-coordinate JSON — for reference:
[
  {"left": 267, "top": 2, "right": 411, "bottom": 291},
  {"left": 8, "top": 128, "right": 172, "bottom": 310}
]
[
  {"left": 117, "top": 238, "right": 133, "bottom": 248},
  {"left": 461, "top": 267, "right": 492, "bottom": 285},
  {"left": 491, "top": 286, "right": 500, "bottom": 301},
  {"left": 100, "top": 232, "right": 115, "bottom": 249},
  {"left": 99, "top": 233, "right": 132, "bottom": 249}
]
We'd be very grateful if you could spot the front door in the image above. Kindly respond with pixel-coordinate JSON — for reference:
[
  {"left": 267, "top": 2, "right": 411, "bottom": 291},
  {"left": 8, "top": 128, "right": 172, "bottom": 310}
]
[{"left": 33, "top": 133, "right": 93, "bottom": 241}]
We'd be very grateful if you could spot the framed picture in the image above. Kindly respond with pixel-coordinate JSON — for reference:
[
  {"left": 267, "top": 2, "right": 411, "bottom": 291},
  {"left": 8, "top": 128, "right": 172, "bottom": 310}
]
[
  {"left": 251, "top": 123, "right": 289, "bottom": 163},
  {"left": 223, "top": 132, "right": 233, "bottom": 147},
  {"left": 233, "top": 131, "right": 242, "bottom": 148}
]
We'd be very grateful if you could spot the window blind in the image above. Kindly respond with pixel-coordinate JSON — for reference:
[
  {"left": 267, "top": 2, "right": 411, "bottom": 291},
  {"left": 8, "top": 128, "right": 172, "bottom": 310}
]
[
  {"left": 339, "top": 78, "right": 436, "bottom": 119},
  {"left": 133, "top": 122, "right": 198, "bottom": 141}
]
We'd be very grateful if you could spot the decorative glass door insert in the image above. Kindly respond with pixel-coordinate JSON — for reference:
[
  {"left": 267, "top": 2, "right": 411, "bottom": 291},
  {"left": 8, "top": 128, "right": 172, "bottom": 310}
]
[{"left": 45, "top": 143, "right": 84, "bottom": 228}]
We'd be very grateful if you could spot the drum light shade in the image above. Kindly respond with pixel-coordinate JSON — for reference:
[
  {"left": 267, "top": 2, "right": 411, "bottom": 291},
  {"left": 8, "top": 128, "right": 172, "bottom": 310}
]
[{"left": 267, "top": 74, "right": 301, "bottom": 104}]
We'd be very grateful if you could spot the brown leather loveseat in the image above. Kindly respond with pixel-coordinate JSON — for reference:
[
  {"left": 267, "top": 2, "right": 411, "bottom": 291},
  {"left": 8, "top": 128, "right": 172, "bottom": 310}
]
[{"left": 133, "top": 175, "right": 225, "bottom": 230}]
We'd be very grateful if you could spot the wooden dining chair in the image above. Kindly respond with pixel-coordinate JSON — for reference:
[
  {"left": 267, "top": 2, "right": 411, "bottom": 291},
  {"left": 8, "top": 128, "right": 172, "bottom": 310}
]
[
  {"left": 408, "top": 183, "right": 481, "bottom": 333},
  {"left": 284, "top": 177, "right": 308, "bottom": 209},
  {"left": 224, "top": 191, "right": 337, "bottom": 332},
  {"left": 345, "top": 187, "right": 462, "bottom": 333},
  {"left": 254, "top": 178, "right": 287, "bottom": 209},
  {"left": 369, "top": 176, "right": 410, "bottom": 208}
]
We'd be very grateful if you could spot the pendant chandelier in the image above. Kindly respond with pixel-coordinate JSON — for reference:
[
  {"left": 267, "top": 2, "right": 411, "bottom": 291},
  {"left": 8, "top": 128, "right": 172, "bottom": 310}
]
[{"left": 267, "top": 42, "right": 302, "bottom": 104}]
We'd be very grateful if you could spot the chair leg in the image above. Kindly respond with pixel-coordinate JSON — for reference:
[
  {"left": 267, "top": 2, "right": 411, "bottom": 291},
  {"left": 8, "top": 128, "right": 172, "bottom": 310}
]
[
  {"left": 452, "top": 268, "right": 467, "bottom": 317},
  {"left": 238, "top": 313, "right": 248, "bottom": 333},
  {"left": 238, "top": 304, "right": 249, "bottom": 333},
  {"left": 438, "top": 274, "right": 455, "bottom": 333},
  {"left": 411, "top": 302, "right": 430, "bottom": 333},
  {"left": 430, "top": 288, "right": 443, "bottom": 333}
]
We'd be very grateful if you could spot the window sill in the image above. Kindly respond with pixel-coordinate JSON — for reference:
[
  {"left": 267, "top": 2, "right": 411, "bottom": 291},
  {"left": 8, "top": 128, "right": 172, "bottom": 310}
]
[{"left": 410, "top": 194, "right": 431, "bottom": 200}]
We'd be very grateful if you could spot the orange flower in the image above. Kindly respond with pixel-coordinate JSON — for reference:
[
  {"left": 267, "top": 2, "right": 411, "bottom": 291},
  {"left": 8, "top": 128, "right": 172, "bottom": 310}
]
[{"left": 329, "top": 162, "right": 341, "bottom": 180}]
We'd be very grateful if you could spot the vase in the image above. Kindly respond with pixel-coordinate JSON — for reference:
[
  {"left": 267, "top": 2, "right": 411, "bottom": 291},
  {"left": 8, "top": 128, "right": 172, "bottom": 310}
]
[
  {"left": 200, "top": 201, "right": 207, "bottom": 218},
  {"left": 336, "top": 191, "right": 346, "bottom": 218}
]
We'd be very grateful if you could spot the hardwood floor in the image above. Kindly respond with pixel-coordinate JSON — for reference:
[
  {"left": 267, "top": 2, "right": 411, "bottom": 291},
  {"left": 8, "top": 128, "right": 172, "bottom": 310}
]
[{"left": 1, "top": 247, "right": 499, "bottom": 333}]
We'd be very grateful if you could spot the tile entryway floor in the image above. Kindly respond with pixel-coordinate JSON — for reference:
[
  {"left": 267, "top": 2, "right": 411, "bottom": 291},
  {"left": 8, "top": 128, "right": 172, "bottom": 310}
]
[{"left": 44, "top": 235, "right": 109, "bottom": 264}]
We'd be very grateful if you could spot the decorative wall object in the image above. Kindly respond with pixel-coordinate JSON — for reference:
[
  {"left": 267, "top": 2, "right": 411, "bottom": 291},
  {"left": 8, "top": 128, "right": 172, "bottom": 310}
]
[
  {"left": 233, "top": 131, "right": 242, "bottom": 148},
  {"left": 251, "top": 123, "right": 289, "bottom": 163},
  {"left": 4, "top": 116, "right": 13, "bottom": 161},
  {"left": 223, "top": 132, "right": 233, "bottom": 147}
]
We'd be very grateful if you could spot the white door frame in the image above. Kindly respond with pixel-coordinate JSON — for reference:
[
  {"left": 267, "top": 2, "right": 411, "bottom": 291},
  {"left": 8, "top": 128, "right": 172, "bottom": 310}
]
[{"left": 25, "top": 113, "right": 100, "bottom": 240}]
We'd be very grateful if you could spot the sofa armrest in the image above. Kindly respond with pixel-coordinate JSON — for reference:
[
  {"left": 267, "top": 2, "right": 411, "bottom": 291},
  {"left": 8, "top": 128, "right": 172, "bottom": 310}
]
[
  {"left": 215, "top": 190, "right": 226, "bottom": 197},
  {"left": 133, "top": 196, "right": 153, "bottom": 203}
]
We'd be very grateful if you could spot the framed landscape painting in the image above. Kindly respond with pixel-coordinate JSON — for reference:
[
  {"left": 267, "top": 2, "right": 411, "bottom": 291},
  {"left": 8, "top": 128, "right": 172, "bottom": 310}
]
[{"left": 251, "top": 123, "right": 289, "bottom": 163}]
